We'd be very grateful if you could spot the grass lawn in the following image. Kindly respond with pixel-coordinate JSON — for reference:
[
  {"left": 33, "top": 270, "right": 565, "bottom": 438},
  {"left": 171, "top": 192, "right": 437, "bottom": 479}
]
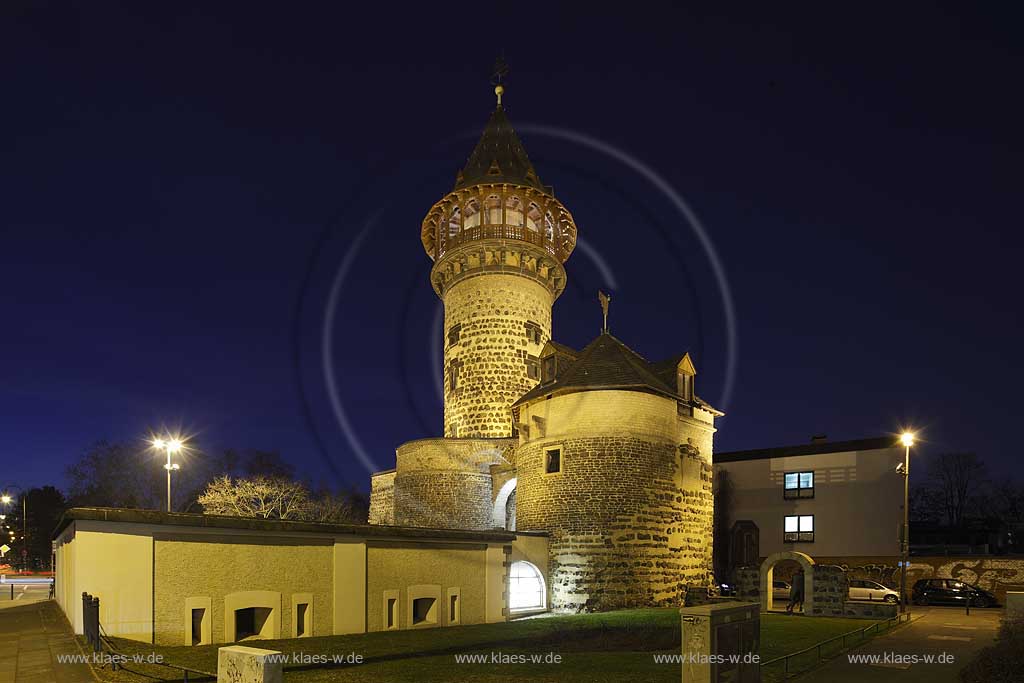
[{"left": 92, "top": 609, "right": 883, "bottom": 682}]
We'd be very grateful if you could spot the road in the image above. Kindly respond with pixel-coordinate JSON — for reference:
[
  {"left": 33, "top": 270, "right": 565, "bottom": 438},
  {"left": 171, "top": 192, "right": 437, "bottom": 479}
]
[
  {"left": 802, "top": 605, "right": 1003, "bottom": 682},
  {"left": 0, "top": 578, "right": 52, "bottom": 609}
]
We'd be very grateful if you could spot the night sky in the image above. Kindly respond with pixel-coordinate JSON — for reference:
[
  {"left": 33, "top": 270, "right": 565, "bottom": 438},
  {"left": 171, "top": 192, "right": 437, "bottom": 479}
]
[{"left": 3, "top": 3, "right": 1021, "bottom": 493}]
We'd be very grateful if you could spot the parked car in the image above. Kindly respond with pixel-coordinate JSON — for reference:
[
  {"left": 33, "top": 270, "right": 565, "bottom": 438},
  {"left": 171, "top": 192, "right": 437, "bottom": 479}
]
[
  {"left": 719, "top": 582, "right": 736, "bottom": 597},
  {"left": 772, "top": 580, "right": 791, "bottom": 600},
  {"left": 912, "top": 579, "right": 998, "bottom": 607},
  {"left": 848, "top": 579, "right": 900, "bottom": 603}
]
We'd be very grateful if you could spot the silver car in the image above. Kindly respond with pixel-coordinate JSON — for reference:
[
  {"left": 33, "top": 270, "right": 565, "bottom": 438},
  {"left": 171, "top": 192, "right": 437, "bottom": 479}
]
[{"left": 848, "top": 579, "right": 899, "bottom": 603}]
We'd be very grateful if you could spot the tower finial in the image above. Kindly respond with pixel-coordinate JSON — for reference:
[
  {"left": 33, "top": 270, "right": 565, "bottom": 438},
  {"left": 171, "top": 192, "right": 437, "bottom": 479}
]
[
  {"left": 491, "top": 53, "right": 508, "bottom": 107},
  {"left": 598, "top": 291, "right": 611, "bottom": 333}
]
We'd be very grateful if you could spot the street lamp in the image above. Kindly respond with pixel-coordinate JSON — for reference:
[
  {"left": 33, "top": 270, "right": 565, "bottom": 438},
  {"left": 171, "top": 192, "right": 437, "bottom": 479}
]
[
  {"left": 1, "top": 486, "right": 28, "bottom": 573},
  {"left": 898, "top": 431, "right": 915, "bottom": 615},
  {"left": 151, "top": 437, "right": 184, "bottom": 512}
]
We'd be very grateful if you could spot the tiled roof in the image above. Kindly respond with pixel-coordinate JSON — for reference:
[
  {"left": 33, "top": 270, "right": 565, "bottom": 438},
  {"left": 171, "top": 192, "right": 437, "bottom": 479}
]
[
  {"left": 454, "top": 105, "right": 545, "bottom": 192},
  {"left": 513, "top": 332, "right": 680, "bottom": 407}
]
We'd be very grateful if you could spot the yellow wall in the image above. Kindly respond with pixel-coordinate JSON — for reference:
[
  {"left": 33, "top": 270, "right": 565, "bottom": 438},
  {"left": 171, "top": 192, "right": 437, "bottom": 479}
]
[
  {"left": 333, "top": 540, "right": 366, "bottom": 634},
  {"left": 153, "top": 533, "right": 333, "bottom": 645},
  {"left": 365, "top": 543, "right": 493, "bottom": 631},
  {"left": 54, "top": 521, "right": 154, "bottom": 641}
]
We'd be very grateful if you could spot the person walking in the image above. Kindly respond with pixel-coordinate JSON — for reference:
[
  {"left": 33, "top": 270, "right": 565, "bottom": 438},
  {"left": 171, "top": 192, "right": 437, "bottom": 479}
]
[{"left": 787, "top": 569, "right": 805, "bottom": 614}]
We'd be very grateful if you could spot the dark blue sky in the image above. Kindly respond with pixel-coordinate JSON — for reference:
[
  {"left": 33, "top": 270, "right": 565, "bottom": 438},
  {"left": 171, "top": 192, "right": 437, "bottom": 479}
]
[{"left": 3, "top": 2, "right": 1021, "bottom": 492}]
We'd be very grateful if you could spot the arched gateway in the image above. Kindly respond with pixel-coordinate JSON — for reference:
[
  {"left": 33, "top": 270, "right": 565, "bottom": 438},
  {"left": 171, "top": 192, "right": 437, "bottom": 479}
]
[{"left": 760, "top": 551, "right": 815, "bottom": 614}]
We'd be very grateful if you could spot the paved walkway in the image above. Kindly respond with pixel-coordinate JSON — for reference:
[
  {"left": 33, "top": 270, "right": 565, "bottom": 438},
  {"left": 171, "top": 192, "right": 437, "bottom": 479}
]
[
  {"left": 0, "top": 600, "right": 95, "bottom": 683},
  {"left": 800, "top": 606, "right": 1002, "bottom": 682}
]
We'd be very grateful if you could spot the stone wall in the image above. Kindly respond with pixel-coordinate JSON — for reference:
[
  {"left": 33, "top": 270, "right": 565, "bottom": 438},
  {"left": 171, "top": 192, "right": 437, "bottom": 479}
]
[
  {"left": 391, "top": 437, "right": 515, "bottom": 530},
  {"left": 516, "top": 390, "right": 715, "bottom": 612},
  {"left": 442, "top": 273, "right": 552, "bottom": 438},
  {"left": 810, "top": 564, "right": 848, "bottom": 616},
  {"left": 367, "top": 471, "right": 395, "bottom": 525},
  {"left": 812, "top": 554, "right": 1024, "bottom": 603}
]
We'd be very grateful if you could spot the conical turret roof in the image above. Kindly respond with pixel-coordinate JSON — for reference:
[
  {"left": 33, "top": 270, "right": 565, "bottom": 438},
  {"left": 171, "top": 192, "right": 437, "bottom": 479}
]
[{"left": 454, "top": 105, "right": 545, "bottom": 191}]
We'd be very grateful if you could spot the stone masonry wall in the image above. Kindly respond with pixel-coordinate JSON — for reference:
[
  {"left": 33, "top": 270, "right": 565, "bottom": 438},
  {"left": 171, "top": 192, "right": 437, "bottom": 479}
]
[
  {"left": 443, "top": 273, "right": 552, "bottom": 438},
  {"left": 810, "top": 564, "right": 848, "bottom": 616},
  {"left": 516, "top": 390, "right": 716, "bottom": 612},
  {"left": 367, "top": 471, "right": 395, "bottom": 525},
  {"left": 392, "top": 437, "right": 515, "bottom": 530}
]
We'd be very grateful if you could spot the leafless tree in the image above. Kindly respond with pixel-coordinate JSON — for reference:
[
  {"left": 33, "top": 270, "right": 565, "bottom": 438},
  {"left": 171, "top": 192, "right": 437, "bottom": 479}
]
[
  {"left": 198, "top": 475, "right": 311, "bottom": 519},
  {"left": 926, "top": 452, "right": 988, "bottom": 527}
]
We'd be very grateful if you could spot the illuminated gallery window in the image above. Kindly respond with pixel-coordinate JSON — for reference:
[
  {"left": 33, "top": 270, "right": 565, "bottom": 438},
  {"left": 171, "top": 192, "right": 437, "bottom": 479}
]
[
  {"left": 783, "top": 471, "right": 814, "bottom": 499},
  {"left": 509, "top": 561, "right": 546, "bottom": 612},
  {"left": 784, "top": 515, "right": 814, "bottom": 543}
]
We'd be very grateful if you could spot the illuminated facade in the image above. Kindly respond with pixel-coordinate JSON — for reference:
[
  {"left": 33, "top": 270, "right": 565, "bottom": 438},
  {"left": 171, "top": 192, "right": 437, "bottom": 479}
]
[{"left": 370, "top": 84, "right": 722, "bottom": 612}]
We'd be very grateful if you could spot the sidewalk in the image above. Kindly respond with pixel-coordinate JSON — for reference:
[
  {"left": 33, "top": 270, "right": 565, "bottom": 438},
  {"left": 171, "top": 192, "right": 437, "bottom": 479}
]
[
  {"left": 799, "top": 606, "right": 1001, "bottom": 682},
  {"left": 0, "top": 600, "right": 95, "bottom": 683}
]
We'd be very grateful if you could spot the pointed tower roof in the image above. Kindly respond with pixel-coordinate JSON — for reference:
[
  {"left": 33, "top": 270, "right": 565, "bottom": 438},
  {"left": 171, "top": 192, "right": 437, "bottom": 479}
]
[{"left": 454, "top": 96, "right": 545, "bottom": 192}]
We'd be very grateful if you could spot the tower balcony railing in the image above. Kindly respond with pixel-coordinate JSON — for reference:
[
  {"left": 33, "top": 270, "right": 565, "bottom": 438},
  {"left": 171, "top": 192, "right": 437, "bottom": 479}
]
[{"left": 438, "top": 224, "right": 568, "bottom": 261}]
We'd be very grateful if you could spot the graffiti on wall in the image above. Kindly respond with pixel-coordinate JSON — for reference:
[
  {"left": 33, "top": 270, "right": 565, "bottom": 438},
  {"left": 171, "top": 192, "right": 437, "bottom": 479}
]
[{"left": 839, "top": 557, "right": 1024, "bottom": 598}]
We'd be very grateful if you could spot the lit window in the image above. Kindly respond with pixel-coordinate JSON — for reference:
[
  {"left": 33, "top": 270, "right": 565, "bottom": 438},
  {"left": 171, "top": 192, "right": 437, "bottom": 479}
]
[
  {"left": 509, "top": 561, "right": 546, "bottom": 611},
  {"left": 783, "top": 471, "right": 814, "bottom": 499},
  {"left": 784, "top": 515, "right": 814, "bottom": 542}
]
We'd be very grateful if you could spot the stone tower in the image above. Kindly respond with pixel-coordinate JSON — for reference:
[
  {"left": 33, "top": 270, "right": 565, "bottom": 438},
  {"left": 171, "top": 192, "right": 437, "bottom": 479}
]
[{"left": 419, "top": 85, "right": 578, "bottom": 438}]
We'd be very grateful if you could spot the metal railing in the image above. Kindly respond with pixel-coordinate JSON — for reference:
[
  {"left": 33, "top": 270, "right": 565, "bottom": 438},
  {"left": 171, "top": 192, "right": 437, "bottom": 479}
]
[
  {"left": 761, "top": 612, "right": 912, "bottom": 680},
  {"left": 81, "top": 592, "right": 216, "bottom": 681}
]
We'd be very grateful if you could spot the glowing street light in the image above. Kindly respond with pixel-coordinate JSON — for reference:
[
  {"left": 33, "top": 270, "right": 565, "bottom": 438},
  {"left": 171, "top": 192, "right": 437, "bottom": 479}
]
[
  {"left": 898, "top": 431, "right": 915, "bottom": 615},
  {"left": 151, "top": 436, "right": 186, "bottom": 512}
]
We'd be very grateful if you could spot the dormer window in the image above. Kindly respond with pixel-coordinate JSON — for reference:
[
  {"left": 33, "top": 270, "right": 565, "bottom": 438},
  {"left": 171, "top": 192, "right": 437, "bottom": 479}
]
[
  {"left": 678, "top": 372, "right": 693, "bottom": 400},
  {"left": 542, "top": 355, "right": 556, "bottom": 383}
]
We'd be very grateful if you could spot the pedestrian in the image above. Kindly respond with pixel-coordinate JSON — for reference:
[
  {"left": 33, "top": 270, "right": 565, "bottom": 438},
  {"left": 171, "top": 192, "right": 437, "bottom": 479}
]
[{"left": 788, "top": 569, "right": 805, "bottom": 613}]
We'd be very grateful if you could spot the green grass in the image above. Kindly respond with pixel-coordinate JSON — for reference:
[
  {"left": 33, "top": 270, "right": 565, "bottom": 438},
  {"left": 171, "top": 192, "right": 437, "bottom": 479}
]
[{"left": 91, "top": 609, "right": 885, "bottom": 683}]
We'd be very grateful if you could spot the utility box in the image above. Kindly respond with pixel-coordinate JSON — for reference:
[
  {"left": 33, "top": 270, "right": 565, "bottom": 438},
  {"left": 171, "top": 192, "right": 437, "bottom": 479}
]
[{"left": 680, "top": 602, "right": 760, "bottom": 683}]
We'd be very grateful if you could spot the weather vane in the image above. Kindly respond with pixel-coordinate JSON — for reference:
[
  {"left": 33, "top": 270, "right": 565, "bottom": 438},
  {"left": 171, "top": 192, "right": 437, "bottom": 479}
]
[
  {"left": 492, "top": 53, "right": 508, "bottom": 106},
  {"left": 599, "top": 291, "right": 611, "bottom": 333}
]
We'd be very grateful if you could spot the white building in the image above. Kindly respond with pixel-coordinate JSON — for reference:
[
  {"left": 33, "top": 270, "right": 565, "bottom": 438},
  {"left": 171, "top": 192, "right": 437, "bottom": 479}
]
[{"left": 715, "top": 436, "right": 904, "bottom": 568}]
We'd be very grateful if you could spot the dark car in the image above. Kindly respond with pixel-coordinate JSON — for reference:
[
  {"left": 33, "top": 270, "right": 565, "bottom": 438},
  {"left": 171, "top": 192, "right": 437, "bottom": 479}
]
[{"left": 911, "top": 578, "right": 998, "bottom": 607}]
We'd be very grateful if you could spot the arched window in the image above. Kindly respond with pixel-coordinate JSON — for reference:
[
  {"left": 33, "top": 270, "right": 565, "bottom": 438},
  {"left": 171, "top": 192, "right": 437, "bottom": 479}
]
[
  {"left": 509, "top": 561, "right": 545, "bottom": 611},
  {"left": 506, "top": 196, "right": 524, "bottom": 226},
  {"left": 526, "top": 203, "right": 542, "bottom": 232},
  {"left": 485, "top": 194, "right": 502, "bottom": 224},
  {"left": 544, "top": 211, "right": 555, "bottom": 241},
  {"left": 448, "top": 206, "right": 461, "bottom": 237},
  {"left": 464, "top": 198, "right": 481, "bottom": 229}
]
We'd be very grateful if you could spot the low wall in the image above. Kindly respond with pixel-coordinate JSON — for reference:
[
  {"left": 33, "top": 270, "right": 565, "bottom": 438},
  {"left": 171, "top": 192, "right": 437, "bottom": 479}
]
[
  {"left": 843, "top": 601, "right": 898, "bottom": 619},
  {"left": 811, "top": 555, "right": 1024, "bottom": 603}
]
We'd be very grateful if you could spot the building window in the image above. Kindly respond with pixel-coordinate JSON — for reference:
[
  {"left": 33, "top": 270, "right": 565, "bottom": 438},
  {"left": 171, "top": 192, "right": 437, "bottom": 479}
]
[
  {"left": 678, "top": 373, "right": 693, "bottom": 400},
  {"left": 784, "top": 515, "right": 814, "bottom": 543},
  {"left": 448, "top": 359, "right": 462, "bottom": 393},
  {"left": 542, "top": 355, "right": 556, "bottom": 382},
  {"left": 544, "top": 447, "right": 562, "bottom": 475},
  {"left": 190, "top": 609, "right": 205, "bottom": 646},
  {"left": 509, "top": 561, "right": 546, "bottom": 612},
  {"left": 524, "top": 321, "right": 543, "bottom": 345},
  {"left": 447, "top": 323, "right": 462, "bottom": 347},
  {"left": 446, "top": 587, "right": 461, "bottom": 625},
  {"left": 234, "top": 607, "right": 273, "bottom": 640},
  {"left": 412, "top": 597, "right": 437, "bottom": 625},
  {"left": 384, "top": 591, "right": 399, "bottom": 630},
  {"left": 295, "top": 603, "right": 308, "bottom": 637},
  {"left": 783, "top": 472, "right": 814, "bottom": 499},
  {"left": 526, "top": 356, "right": 540, "bottom": 380}
]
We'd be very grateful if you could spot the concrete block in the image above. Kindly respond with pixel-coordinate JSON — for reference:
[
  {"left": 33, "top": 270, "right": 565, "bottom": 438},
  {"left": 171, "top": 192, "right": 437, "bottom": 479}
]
[{"left": 217, "top": 645, "right": 283, "bottom": 683}]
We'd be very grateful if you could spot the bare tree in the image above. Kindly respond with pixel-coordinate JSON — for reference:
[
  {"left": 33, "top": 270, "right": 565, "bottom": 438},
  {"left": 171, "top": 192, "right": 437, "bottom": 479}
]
[
  {"left": 926, "top": 452, "right": 988, "bottom": 527},
  {"left": 198, "top": 475, "right": 311, "bottom": 519}
]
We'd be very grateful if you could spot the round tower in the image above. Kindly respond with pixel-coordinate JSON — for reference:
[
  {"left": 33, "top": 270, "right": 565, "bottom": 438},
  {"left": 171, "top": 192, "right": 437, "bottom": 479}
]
[{"left": 420, "top": 85, "right": 578, "bottom": 438}]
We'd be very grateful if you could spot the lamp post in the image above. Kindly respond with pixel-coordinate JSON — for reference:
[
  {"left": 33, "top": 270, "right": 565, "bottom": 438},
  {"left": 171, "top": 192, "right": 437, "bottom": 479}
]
[
  {"left": 898, "top": 432, "right": 915, "bottom": 615},
  {"left": 151, "top": 438, "right": 183, "bottom": 512},
  {"left": 1, "top": 487, "right": 27, "bottom": 573}
]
